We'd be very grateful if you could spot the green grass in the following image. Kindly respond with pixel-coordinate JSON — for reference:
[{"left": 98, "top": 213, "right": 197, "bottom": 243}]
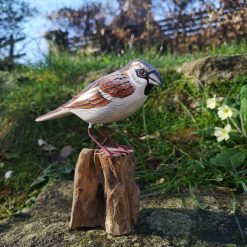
[{"left": 1, "top": 42, "right": 247, "bottom": 220}]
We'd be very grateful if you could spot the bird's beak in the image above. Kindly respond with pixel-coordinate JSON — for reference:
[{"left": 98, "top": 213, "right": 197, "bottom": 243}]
[{"left": 148, "top": 70, "right": 163, "bottom": 87}]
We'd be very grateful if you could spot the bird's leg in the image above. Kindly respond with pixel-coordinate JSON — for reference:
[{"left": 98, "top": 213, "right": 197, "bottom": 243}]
[
  {"left": 87, "top": 123, "right": 129, "bottom": 157},
  {"left": 88, "top": 124, "right": 112, "bottom": 156}
]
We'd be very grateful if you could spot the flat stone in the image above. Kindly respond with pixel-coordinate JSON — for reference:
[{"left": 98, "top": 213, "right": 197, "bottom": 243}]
[{"left": 0, "top": 181, "right": 246, "bottom": 247}]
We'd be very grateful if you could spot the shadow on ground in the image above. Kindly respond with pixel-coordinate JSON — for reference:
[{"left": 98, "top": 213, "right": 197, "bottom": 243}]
[{"left": 135, "top": 208, "right": 246, "bottom": 246}]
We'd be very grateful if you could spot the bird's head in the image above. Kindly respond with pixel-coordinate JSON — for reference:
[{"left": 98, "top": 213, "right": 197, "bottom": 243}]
[{"left": 123, "top": 59, "right": 163, "bottom": 95}]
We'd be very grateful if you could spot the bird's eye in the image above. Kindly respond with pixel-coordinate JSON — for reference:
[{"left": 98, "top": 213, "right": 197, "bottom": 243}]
[{"left": 138, "top": 68, "right": 147, "bottom": 77}]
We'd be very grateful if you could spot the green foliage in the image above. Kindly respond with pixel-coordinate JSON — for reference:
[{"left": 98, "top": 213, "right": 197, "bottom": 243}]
[
  {"left": 210, "top": 148, "right": 247, "bottom": 168},
  {"left": 240, "top": 85, "right": 247, "bottom": 126},
  {"left": 1, "top": 42, "right": 247, "bottom": 219}
]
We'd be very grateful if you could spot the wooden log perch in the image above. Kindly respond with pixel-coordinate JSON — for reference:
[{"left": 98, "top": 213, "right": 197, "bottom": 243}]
[{"left": 69, "top": 148, "right": 140, "bottom": 236}]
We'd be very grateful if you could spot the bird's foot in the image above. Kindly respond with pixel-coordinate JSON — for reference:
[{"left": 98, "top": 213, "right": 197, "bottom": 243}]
[
  {"left": 114, "top": 145, "right": 133, "bottom": 151},
  {"left": 98, "top": 146, "right": 130, "bottom": 157}
]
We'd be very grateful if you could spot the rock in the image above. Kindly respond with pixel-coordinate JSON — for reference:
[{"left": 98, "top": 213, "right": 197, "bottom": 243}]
[
  {"left": 179, "top": 54, "right": 247, "bottom": 85},
  {"left": 59, "top": 145, "right": 73, "bottom": 159},
  {"left": 146, "top": 210, "right": 194, "bottom": 237},
  {"left": 0, "top": 181, "right": 246, "bottom": 246}
]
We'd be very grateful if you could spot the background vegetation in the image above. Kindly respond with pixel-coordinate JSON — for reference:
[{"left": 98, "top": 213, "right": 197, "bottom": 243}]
[{"left": 1, "top": 42, "right": 247, "bottom": 220}]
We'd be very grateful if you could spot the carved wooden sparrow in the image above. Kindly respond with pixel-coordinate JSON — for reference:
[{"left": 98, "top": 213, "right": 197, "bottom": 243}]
[{"left": 36, "top": 59, "right": 163, "bottom": 156}]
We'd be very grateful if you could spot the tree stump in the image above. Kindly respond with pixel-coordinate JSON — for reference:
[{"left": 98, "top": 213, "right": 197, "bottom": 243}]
[{"left": 69, "top": 148, "right": 140, "bottom": 236}]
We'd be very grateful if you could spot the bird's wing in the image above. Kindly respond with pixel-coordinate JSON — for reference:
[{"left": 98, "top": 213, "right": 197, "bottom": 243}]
[
  {"left": 35, "top": 72, "right": 135, "bottom": 122},
  {"left": 64, "top": 72, "right": 135, "bottom": 109}
]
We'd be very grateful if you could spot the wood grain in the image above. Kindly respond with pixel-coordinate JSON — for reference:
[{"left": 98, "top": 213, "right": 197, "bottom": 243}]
[{"left": 69, "top": 148, "right": 140, "bottom": 236}]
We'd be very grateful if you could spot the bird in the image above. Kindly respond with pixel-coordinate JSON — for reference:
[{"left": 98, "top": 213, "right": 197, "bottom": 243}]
[{"left": 36, "top": 59, "right": 163, "bottom": 156}]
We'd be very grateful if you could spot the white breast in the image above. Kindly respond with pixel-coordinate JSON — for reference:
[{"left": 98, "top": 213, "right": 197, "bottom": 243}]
[{"left": 70, "top": 87, "right": 147, "bottom": 124}]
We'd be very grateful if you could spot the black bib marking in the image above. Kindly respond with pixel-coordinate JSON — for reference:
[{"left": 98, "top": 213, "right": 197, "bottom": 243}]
[{"left": 144, "top": 83, "right": 154, "bottom": 96}]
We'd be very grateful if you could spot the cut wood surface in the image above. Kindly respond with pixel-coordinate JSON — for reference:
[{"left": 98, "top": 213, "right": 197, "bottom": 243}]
[{"left": 69, "top": 148, "right": 140, "bottom": 236}]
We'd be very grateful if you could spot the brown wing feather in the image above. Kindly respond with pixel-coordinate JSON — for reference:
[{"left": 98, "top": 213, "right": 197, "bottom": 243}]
[
  {"left": 66, "top": 91, "right": 110, "bottom": 109},
  {"left": 65, "top": 72, "right": 135, "bottom": 109},
  {"left": 99, "top": 73, "right": 135, "bottom": 98}
]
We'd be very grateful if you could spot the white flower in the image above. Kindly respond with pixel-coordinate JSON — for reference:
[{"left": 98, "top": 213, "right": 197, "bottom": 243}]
[
  {"left": 5, "top": 170, "right": 13, "bottom": 179},
  {"left": 217, "top": 105, "right": 233, "bottom": 120},
  {"left": 207, "top": 95, "right": 217, "bottom": 109},
  {"left": 214, "top": 124, "right": 231, "bottom": 142}
]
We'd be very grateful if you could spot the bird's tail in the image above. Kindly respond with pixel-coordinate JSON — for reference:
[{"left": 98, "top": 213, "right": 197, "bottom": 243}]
[{"left": 35, "top": 107, "right": 71, "bottom": 122}]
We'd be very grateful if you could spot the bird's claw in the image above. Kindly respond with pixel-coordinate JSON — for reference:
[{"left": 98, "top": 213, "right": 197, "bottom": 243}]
[
  {"left": 98, "top": 146, "right": 130, "bottom": 157},
  {"left": 115, "top": 145, "right": 133, "bottom": 151}
]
